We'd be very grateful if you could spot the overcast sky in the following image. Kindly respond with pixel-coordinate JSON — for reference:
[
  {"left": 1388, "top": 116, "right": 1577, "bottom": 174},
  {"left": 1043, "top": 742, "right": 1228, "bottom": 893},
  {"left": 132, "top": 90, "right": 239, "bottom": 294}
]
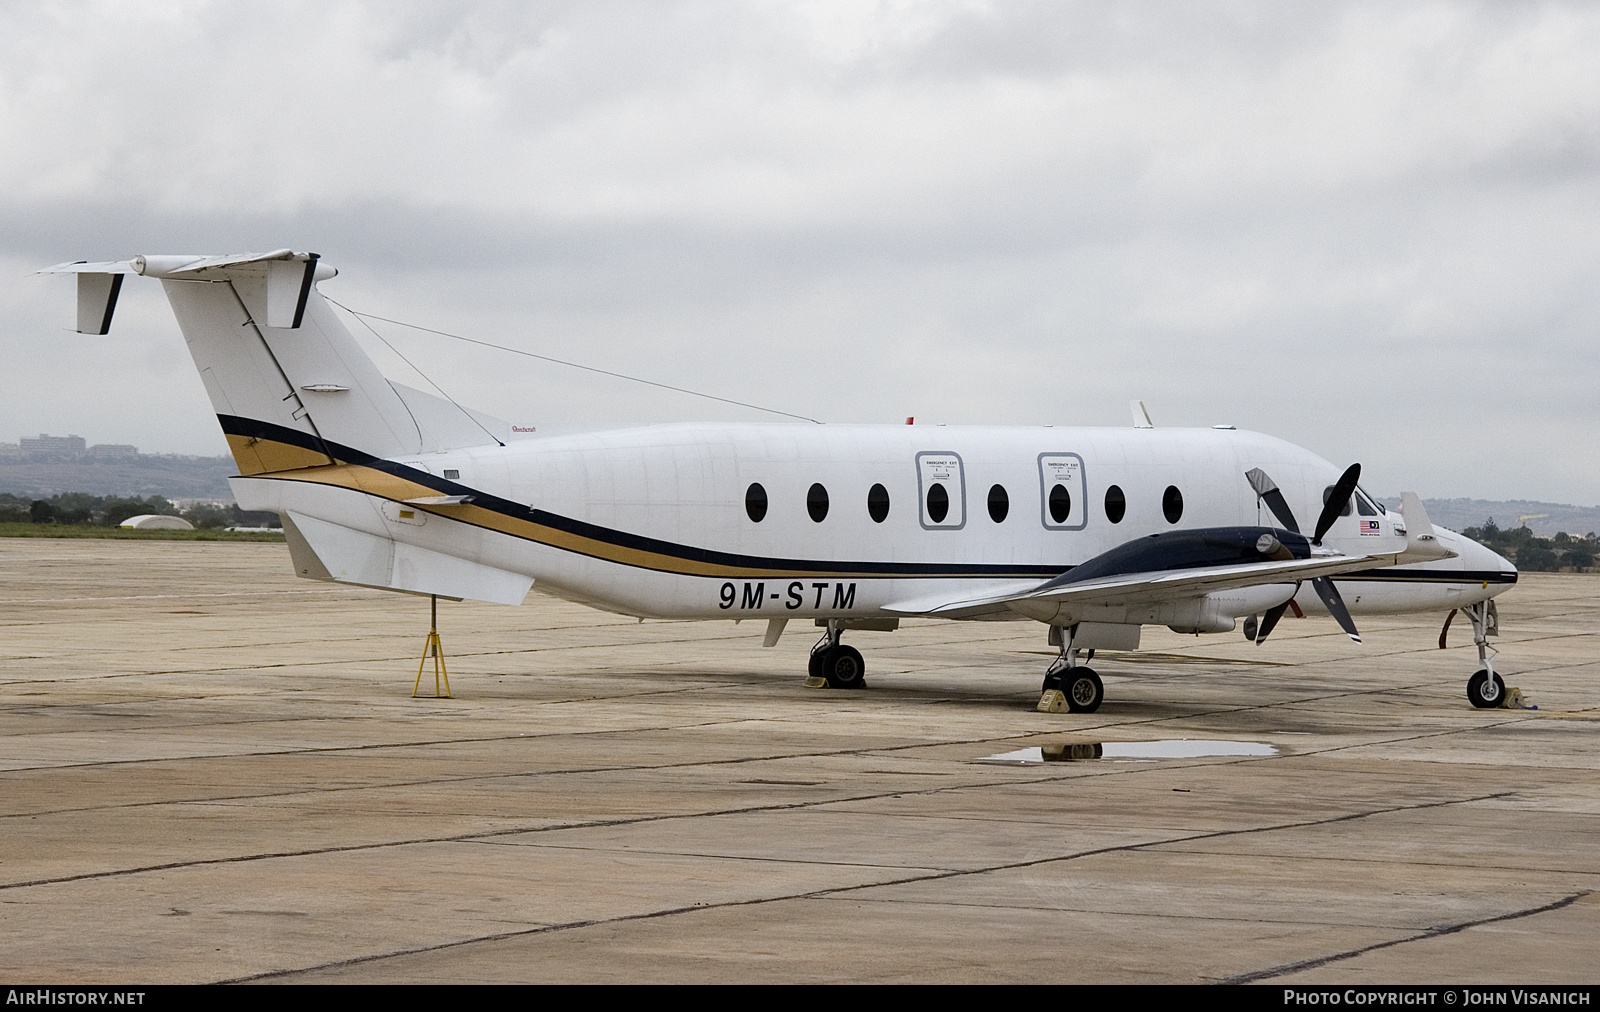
[{"left": 3, "top": 1, "right": 1597, "bottom": 503}]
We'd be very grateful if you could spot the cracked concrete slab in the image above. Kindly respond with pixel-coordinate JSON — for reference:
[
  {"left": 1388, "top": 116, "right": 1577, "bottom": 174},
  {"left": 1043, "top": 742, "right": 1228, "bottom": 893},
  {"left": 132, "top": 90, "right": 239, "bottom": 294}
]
[{"left": 0, "top": 538, "right": 1595, "bottom": 983}]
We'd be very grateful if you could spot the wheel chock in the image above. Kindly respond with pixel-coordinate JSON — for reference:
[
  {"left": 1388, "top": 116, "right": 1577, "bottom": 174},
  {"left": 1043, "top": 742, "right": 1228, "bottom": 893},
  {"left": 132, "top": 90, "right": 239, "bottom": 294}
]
[
  {"left": 803, "top": 675, "right": 829, "bottom": 689},
  {"left": 1499, "top": 686, "right": 1537, "bottom": 710},
  {"left": 1037, "top": 690, "right": 1067, "bottom": 713}
]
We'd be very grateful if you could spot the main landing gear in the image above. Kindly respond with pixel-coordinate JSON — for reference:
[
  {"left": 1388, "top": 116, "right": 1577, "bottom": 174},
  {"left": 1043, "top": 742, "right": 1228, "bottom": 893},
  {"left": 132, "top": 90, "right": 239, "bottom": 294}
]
[
  {"left": 808, "top": 620, "right": 866, "bottom": 690},
  {"left": 1461, "top": 600, "right": 1506, "bottom": 709},
  {"left": 1040, "top": 624, "right": 1103, "bottom": 713}
]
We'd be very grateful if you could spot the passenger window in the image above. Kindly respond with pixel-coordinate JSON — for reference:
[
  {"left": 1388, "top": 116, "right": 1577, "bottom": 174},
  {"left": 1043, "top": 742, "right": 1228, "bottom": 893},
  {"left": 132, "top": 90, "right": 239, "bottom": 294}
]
[
  {"left": 987, "top": 484, "right": 1009, "bottom": 523},
  {"left": 1037, "top": 453, "right": 1085, "bottom": 530},
  {"left": 1049, "top": 484, "right": 1071, "bottom": 524},
  {"left": 867, "top": 483, "right": 890, "bottom": 523},
  {"left": 1355, "top": 490, "right": 1379, "bottom": 516},
  {"left": 1104, "top": 485, "right": 1126, "bottom": 524},
  {"left": 1162, "top": 485, "right": 1183, "bottom": 524},
  {"left": 807, "top": 483, "right": 829, "bottom": 523},
  {"left": 916, "top": 452, "right": 966, "bottom": 528},
  {"left": 745, "top": 483, "right": 768, "bottom": 523}
]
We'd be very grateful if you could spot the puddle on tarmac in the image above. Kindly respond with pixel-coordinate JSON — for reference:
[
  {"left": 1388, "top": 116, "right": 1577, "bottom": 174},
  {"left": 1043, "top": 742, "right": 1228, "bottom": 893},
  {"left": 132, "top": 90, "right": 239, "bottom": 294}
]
[{"left": 975, "top": 739, "right": 1278, "bottom": 764}]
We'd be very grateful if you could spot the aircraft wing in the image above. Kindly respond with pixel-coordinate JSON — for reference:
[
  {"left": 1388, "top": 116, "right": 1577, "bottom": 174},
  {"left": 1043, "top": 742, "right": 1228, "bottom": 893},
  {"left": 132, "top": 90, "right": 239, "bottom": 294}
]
[{"left": 883, "top": 548, "right": 1402, "bottom": 618}]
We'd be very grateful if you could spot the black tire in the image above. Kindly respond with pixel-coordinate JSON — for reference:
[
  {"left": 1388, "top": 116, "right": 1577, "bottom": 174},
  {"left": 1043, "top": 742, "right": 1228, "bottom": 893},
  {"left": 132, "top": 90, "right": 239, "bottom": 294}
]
[
  {"left": 808, "top": 648, "right": 827, "bottom": 681},
  {"left": 1064, "top": 668, "right": 1103, "bottom": 713},
  {"left": 1467, "top": 669, "right": 1505, "bottom": 709},
  {"left": 823, "top": 645, "right": 866, "bottom": 689}
]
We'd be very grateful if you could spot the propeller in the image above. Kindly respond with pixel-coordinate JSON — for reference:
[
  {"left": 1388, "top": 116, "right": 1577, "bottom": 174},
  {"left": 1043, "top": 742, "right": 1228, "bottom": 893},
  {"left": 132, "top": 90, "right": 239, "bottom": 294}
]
[
  {"left": 1313, "top": 463, "right": 1361, "bottom": 545},
  {"left": 1243, "top": 465, "right": 1363, "bottom": 644}
]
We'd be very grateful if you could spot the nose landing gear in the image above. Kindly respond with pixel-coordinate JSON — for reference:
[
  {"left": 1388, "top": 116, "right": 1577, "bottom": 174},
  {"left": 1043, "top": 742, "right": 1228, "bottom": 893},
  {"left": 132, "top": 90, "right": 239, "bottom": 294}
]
[{"left": 1460, "top": 600, "right": 1506, "bottom": 709}]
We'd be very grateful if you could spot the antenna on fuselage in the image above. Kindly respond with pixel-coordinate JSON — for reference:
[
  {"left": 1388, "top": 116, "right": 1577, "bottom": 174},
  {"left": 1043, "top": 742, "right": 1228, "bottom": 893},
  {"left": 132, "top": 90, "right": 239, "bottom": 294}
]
[{"left": 1130, "top": 401, "right": 1154, "bottom": 428}]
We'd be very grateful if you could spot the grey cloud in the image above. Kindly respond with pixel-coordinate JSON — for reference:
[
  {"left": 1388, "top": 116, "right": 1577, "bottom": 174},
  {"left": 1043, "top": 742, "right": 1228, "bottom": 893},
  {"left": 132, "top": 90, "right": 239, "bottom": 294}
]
[{"left": 2, "top": 1, "right": 1598, "bottom": 503}]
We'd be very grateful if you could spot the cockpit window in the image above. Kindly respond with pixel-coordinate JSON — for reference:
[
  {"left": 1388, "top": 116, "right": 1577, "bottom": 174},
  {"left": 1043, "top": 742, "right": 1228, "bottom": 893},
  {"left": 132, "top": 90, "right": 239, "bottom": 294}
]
[
  {"left": 1323, "top": 485, "right": 1384, "bottom": 517},
  {"left": 1323, "top": 485, "right": 1353, "bottom": 517}
]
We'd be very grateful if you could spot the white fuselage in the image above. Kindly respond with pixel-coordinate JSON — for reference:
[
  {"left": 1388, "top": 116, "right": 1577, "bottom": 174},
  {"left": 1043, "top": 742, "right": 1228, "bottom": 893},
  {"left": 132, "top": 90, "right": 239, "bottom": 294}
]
[{"left": 235, "top": 422, "right": 1515, "bottom": 627}]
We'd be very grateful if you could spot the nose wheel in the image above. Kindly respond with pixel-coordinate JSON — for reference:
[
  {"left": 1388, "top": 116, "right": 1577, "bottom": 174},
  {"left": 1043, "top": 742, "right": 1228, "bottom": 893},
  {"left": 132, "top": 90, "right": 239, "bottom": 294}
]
[{"left": 1467, "top": 668, "right": 1505, "bottom": 709}]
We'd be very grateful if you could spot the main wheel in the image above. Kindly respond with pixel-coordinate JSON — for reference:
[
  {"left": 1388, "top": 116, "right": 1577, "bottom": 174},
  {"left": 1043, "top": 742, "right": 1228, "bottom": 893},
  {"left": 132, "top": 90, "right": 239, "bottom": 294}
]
[
  {"left": 1064, "top": 668, "right": 1103, "bottom": 713},
  {"left": 1467, "top": 669, "right": 1505, "bottom": 709},
  {"left": 808, "top": 648, "right": 827, "bottom": 681},
  {"left": 822, "top": 645, "right": 866, "bottom": 689}
]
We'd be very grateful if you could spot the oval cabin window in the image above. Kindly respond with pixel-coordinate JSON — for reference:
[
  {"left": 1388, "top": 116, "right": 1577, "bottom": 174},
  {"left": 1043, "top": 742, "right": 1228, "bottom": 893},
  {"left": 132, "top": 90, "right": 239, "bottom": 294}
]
[
  {"left": 1162, "top": 485, "right": 1184, "bottom": 524},
  {"left": 926, "top": 482, "right": 950, "bottom": 524},
  {"left": 745, "top": 483, "right": 768, "bottom": 523},
  {"left": 1048, "top": 484, "right": 1071, "bottom": 524},
  {"left": 807, "top": 483, "right": 829, "bottom": 523},
  {"left": 1104, "top": 484, "right": 1126, "bottom": 524},
  {"left": 867, "top": 483, "right": 890, "bottom": 523},
  {"left": 987, "top": 484, "right": 1009, "bottom": 523}
]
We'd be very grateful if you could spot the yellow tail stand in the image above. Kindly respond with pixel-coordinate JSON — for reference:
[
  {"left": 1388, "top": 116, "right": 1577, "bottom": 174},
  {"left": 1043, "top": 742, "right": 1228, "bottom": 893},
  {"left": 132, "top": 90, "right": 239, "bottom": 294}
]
[{"left": 413, "top": 594, "right": 451, "bottom": 698}]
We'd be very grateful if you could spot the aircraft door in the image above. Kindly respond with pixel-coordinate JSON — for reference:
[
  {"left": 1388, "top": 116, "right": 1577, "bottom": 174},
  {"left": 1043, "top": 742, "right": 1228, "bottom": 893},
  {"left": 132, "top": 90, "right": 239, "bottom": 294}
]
[
  {"left": 1038, "top": 452, "right": 1087, "bottom": 530},
  {"left": 916, "top": 451, "right": 966, "bottom": 529}
]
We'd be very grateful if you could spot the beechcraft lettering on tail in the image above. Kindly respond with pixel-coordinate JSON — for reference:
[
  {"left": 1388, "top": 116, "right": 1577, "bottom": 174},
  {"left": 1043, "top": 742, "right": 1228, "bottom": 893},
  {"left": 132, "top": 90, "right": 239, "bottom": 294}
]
[{"left": 40, "top": 251, "right": 1518, "bottom": 712}]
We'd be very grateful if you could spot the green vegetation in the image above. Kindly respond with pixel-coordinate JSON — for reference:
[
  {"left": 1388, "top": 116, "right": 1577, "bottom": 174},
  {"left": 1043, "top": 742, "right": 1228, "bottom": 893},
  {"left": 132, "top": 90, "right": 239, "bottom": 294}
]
[
  {"left": 1460, "top": 518, "right": 1596, "bottom": 573},
  {"left": 0, "top": 489, "right": 278, "bottom": 528}
]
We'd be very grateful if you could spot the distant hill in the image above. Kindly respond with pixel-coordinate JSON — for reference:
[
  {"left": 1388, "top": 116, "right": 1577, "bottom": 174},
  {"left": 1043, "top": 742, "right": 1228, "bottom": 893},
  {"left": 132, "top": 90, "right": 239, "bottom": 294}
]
[
  {"left": 0, "top": 455, "right": 236, "bottom": 499},
  {"left": 1381, "top": 498, "right": 1600, "bottom": 538}
]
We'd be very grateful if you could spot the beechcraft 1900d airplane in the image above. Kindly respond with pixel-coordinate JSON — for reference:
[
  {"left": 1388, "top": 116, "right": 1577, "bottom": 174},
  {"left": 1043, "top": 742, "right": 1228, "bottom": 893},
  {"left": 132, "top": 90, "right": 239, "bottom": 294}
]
[{"left": 41, "top": 250, "right": 1519, "bottom": 712}]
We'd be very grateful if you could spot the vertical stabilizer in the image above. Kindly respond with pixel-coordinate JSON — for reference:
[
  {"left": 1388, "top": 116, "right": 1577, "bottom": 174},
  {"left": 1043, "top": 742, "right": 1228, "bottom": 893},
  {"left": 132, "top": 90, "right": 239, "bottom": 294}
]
[{"left": 41, "top": 251, "right": 508, "bottom": 474}]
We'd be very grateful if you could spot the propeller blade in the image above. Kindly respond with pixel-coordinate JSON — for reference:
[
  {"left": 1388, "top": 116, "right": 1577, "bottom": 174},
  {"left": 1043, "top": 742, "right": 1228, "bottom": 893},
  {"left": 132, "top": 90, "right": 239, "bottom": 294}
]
[
  {"left": 1254, "top": 601, "right": 1290, "bottom": 644},
  {"left": 1244, "top": 468, "right": 1300, "bottom": 534},
  {"left": 1311, "top": 576, "right": 1361, "bottom": 643},
  {"left": 1312, "top": 463, "right": 1361, "bottom": 544}
]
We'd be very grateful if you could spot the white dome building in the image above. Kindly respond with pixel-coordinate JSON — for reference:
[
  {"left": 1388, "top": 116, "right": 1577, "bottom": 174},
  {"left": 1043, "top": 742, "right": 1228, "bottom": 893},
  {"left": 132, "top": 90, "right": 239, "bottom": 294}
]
[{"left": 118, "top": 515, "right": 194, "bottom": 530}]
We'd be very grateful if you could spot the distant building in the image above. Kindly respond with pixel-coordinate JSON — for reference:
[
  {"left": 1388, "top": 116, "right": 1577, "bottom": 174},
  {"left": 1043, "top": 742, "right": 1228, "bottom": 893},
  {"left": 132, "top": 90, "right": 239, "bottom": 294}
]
[
  {"left": 88, "top": 444, "right": 139, "bottom": 458},
  {"left": 20, "top": 434, "right": 86, "bottom": 453}
]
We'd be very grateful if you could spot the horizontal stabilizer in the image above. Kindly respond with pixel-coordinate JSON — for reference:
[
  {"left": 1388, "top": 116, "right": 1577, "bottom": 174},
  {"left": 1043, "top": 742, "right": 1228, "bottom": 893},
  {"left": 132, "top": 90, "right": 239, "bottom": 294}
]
[
  {"left": 283, "top": 511, "right": 532, "bottom": 606},
  {"left": 42, "top": 251, "right": 335, "bottom": 332}
]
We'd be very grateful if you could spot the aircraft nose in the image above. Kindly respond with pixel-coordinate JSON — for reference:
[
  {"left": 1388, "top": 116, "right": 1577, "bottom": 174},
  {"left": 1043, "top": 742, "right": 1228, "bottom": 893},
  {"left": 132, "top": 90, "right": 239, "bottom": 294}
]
[{"left": 1461, "top": 532, "right": 1517, "bottom": 583}]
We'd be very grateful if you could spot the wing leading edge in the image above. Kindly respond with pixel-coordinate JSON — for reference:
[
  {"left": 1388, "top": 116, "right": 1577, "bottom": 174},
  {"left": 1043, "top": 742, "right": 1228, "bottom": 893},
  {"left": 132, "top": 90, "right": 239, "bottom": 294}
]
[{"left": 885, "top": 518, "right": 1450, "bottom": 621}]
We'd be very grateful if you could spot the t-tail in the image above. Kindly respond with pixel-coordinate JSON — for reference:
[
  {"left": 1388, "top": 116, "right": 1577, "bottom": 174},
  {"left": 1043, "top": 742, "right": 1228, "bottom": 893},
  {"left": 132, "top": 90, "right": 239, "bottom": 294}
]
[
  {"left": 39, "top": 251, "right": 533, "bottom": 605},
  {"left": 41, "top": 250, "right": 507, "bottom": 468}
]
